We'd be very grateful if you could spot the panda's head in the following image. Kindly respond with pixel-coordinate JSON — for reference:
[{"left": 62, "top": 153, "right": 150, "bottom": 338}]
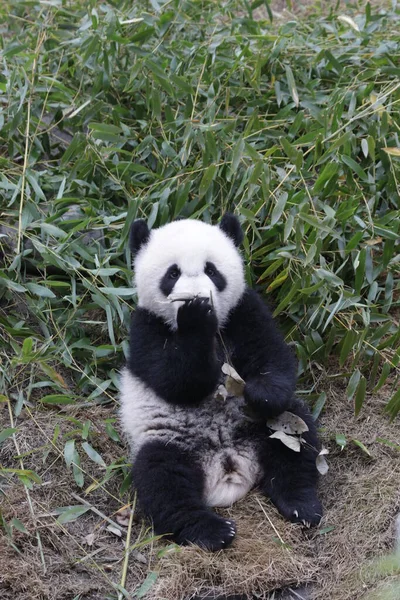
[{"left": 130, "top": 214, "right": 245, "bottom": 330}]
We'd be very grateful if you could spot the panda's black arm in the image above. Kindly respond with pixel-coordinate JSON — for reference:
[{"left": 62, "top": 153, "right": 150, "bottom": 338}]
[
  {"left": 128, "top": 306, "right": 220, "bottom": 406},
  {"left": 224, "top": 288, "right": 297, "bottom": 417}
]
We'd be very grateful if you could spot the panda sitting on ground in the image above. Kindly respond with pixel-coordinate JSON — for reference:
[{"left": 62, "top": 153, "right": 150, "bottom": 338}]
[{"left": 120, "top": 214, "right": 322, "bottom": 551}]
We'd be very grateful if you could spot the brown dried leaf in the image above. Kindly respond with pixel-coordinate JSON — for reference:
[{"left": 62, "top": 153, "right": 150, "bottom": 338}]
[
  {"left": 222, "top": 363, "right": 245, "bottom": 396},
  {"left": 316, "top": 448, "right": 329, "bottom": 475},
  {"left": 269, "top": 431, "right": 301, "bottom": 452},
  {"left": 115, "top": 507, "right": 132, "bottom": 528},
  {"left": 267, "top": 411, "right": 309, "bottom": 435}
]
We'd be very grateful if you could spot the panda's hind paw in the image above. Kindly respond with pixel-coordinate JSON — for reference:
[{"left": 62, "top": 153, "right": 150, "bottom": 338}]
[
  {"left": 274, "top": 491, "right": 322, "bottom": 527},
  {"left": 176, "top": 512, "right": 236, "bottom": 551}
]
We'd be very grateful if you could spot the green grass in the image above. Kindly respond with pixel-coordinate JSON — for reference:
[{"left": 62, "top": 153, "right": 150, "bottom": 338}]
[{"left": 0, "top": 0, "right": 399, "bottom": 596}]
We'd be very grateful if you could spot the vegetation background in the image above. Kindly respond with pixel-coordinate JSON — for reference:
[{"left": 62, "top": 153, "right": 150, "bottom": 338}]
[{"left": 0, "top": 0, "right": 399, "bottom": 598}]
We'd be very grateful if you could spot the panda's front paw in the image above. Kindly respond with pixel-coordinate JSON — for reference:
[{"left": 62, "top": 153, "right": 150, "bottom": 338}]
[
  {"left": 177, "top": 297, "right": 218, "bottom": 336},
  {"left": 175, "top": 511, "right": 236, "bottom": 551},
  {"left": 244, "top": 377, "right": 292, "bottom": 419},
  {"left": 275, "top": 491, "right": 323, "bottom": 527}
]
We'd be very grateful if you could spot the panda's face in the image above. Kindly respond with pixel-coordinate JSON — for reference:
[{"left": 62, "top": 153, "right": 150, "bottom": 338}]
[{"left": 133, "top": 219, "right": 245, "bottom": 330}]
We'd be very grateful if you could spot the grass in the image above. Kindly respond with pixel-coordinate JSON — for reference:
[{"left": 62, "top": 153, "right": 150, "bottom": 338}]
[{"left": 0, "top": 0, "right": 399, "bottom": 598}]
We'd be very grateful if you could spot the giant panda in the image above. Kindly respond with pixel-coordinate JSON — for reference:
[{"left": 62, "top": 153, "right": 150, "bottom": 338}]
[{"left": 120, "top": 214, "right": 322, "bottom": 551}]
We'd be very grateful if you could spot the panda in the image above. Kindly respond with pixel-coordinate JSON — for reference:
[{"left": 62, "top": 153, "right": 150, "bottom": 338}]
[{"left": 120, "top": 214, "right": 322, "bottom": 552}]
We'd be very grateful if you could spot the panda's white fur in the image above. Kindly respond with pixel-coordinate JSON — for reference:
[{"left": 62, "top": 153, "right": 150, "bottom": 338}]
[
  {"left": 134, "top": 219, "right": 245, "bottom": 329},
  {"left": 121, "top": 219, "right": 257, "bottom": 507},
  {"left": 120, "top": 369, "right": 261, "bottom": 507}
]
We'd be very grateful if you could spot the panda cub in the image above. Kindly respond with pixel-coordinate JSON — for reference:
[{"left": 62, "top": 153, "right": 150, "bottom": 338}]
[{"left": 120, "top": 214, "right": 322, "bottom": 551}]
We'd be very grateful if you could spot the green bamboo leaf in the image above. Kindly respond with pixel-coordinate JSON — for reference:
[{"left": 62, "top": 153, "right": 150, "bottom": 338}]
[
  {"left": 385, "top": 387, "right": 400, "bottom": 420},
  {"left": 271, "top": 192, "right": 288, "bottom": 226},
  {"left": 373, "top": 362, "right": 391, "bottom": 392},
  {"left": 64, "top": 440, "right": 76, "bottom": 468},
  {"left": 341, "top": 154, "right": 368, "bottom": 181},
  {"left": 99, "top": 287, "right": 135, "bottom": 296},
  {"left": 313, "top": 162, "right": 339, "bottom": 193},
  {"left": 56, "top": 505, "right": 90, "bottom": 524},
  {"left": 72, "top": 452, "right": 84, "bottom": 488},
  {"left": 354, "top": 376, "right": 367, "bottom": 417},
  {"left": 229, "top": 138, "right": 245, "bottom": 180},
  {"left": 0, "top": 428, "right": 17, "bottom": 444},
  {"left": 352, "top": 439, "right": 371, "bottom": 456},
  {"left": 82, "top": 442, "right": 106, "bottom": 467},
  {"left": 312, "top": 392, "right": 327, "bottom": 420},
  {"left": 199, "top": 164, "right": 217, "bottom": 198},
  {"left": 335, "top": 433, "right": 347, "bottom": 449},
  {"left": 136, "top": 572, "right": 158, "bottom": 598},
  {"left": 346, "top": 369, "right": 361, "bottom": 399},
  {"left": 40, "top": 394, "right": 75, "bottom": 405},
  {"left": 25, "top": 282, "right": 56, "bottom": 298},
  {"left": 339, "top": 330, "right": 357, "bottom": 366},
  {"left": 285, "top": 64, "right": 299, "bottom": 107}
]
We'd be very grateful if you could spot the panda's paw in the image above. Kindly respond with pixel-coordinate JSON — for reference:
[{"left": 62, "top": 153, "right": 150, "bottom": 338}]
[
  {"left": 277, "top": 492, "right": 322, "bottom": 527},
  {"left": 244, "top": 377, "right": 293, "bottom": 419},
  {"left": 177, "top": 297, "right": 218, "bottom": 336},
  {"left": 176, "top": 511, "right": 236, "bottom": 551}
]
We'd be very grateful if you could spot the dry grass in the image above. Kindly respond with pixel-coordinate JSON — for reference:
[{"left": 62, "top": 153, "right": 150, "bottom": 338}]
[
  {"left": 144, "top": 373, "right": 400, "bottom": 600},
  {"left": 1, "top": 374, "right": 398, "bottom": 600}
]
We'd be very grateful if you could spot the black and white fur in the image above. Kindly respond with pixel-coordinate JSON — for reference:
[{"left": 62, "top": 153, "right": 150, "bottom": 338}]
[{"left": 120, "top": 214, "right": 322, "bottom": 551}]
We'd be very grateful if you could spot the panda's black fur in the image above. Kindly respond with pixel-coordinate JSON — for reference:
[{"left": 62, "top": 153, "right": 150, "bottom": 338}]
[{"left": 120, "top": 214, "right": 322, "bottom": 551}]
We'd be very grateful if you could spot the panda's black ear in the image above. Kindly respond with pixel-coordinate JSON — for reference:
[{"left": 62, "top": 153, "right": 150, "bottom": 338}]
[
  {"left": 219, "top": 213, "right": 243, "bottom": 247},
  {"left": 129, "top": 219, "right": 150, "bottom": 254}
]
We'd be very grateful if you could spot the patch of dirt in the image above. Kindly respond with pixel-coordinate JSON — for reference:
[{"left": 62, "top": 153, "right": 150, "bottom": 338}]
[{"left": 1, "top": 373, "right": 399, "bottom": 600}]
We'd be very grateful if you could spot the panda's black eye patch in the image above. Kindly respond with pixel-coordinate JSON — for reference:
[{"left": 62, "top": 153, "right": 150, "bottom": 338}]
[
  {"left": 205, "top": 261, "right": 226, "bottom": 292},
  {"left": 160, "top": 264, "right": 181, "bottom": 296}
]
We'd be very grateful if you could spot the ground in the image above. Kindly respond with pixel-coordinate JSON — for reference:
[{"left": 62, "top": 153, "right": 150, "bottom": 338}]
[{"left": 1, "top": 368, "right": 399, "bottom": 600}]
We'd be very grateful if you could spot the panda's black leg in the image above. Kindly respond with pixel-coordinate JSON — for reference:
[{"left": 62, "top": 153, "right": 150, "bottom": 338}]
[
  {"left": 132, "top": 440, "right": 236, "bottom": 551},
  {"left": 258, "top": 399, "right": 323, "bottom": 526}
]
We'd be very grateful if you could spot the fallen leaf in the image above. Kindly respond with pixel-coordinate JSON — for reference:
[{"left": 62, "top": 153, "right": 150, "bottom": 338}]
[
  {"left": 115, "top": 507, "right": 132, "bottom": 527},
  {"left": 267, "top": 411, "right": 309, "bottom": 435},
  {"left": 316, "top": 448, "right": 329, "bottom": 475},
  {"left": 106, "top": 524, "right": 122, "bottom": 537},
  {"left": 365, "top": 237, "right": 382, "bottom": 246},
  {"left": 85, "top": 532, "right": 95, "bottom": 546},
  {"left": 269, "top": 431, "right": 301, "bottom": 452}
]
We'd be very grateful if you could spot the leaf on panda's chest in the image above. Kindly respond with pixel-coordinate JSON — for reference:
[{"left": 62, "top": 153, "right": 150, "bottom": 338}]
[
  {"left": 267, "top": 411, "right": 309, "bottom": 435},
  {"left": 221, "top": 362, "right": 245, "bottom": 397},
  {"left": 269, "top": 430, "right": 301, "bottom": 452}
]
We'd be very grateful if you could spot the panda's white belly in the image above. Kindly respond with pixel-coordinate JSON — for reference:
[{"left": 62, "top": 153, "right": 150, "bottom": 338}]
[{"left": 120, "top": 369, "right": 262, "bottom": 507}]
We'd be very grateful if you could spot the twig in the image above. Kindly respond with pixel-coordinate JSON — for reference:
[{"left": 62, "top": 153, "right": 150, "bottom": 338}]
[
  {"left": 16, "top": 29, "right": 46, "bottom": 255},
  {"left": 70, "top": 492, "right": 126, "bottom": 535},
  {"left": 255, "top": 495, "right": 286, "bottom": 547},
  {"left": 118, "top": 494, "right": 136, "bottom": 600}
]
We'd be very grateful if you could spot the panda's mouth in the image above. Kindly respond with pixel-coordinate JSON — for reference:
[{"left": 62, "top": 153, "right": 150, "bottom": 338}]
[{"left": 167, "top": 292, "right": 205, "bottom": 303}]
